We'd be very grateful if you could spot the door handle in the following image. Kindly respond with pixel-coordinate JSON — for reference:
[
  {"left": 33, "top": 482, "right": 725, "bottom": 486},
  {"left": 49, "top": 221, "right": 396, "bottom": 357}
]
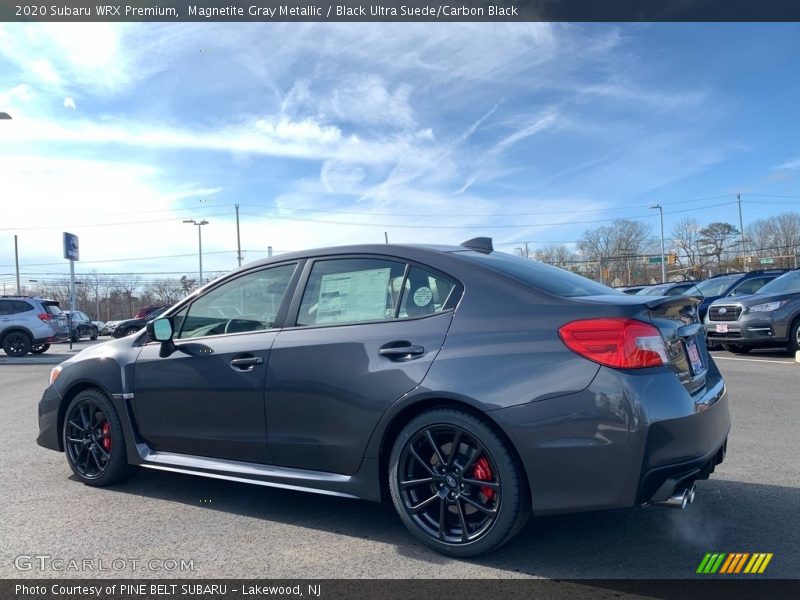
[
  {"left": 379, "top": 344, "right": 425, "bottom": 360},
  {"left": 229, "top": 356, "right": 263, "bottom": 371}
]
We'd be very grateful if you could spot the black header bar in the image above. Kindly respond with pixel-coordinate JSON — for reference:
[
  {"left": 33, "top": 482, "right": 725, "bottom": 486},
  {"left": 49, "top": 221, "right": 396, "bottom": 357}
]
[{"left": 3, "top": 0, "right": 800, "bottom": 22}]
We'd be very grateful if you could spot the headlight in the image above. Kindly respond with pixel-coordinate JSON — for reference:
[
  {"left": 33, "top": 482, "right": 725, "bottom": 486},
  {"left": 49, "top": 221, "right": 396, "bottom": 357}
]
[
  {"left": 749, "top": 300, "right": 787, "bottom": 312},
  {"left": 49, "top": 366, "right": 62, "bottom": 386}
]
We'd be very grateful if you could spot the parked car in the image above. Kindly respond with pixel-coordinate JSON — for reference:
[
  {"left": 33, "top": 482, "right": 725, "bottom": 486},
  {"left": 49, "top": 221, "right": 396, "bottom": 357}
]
[
  {"left": 705, "top": 268, "right": 800, "bottom": 353},
  {"left": 618, "top": 285, "right": 649, "bottom": 295},
  {"left": 0, "top": 296, "right": 69, "bottom": 356},
  {"left": 92, "top": 320, "right": 105, "bottom": 332},
  {"left": 38, "top": 239, "right": 729, "bottom": 557},
  {"left": 63, "top": 310, "right": 100, "bottom": 342},
  {"left": 634, "top": 281, "right": 700, "bottom": 296},
  {"left": 101, "top": 321, "right": 121, "bottom": 336},
  {"left": 111, "top": 306, "right": 169, "bottom": 338},
  {"left": 133, "top": 304, "right": 166, "bottom": 320},
  {"left": 687, "top": 270, "right": 788, "bottom": 322}
]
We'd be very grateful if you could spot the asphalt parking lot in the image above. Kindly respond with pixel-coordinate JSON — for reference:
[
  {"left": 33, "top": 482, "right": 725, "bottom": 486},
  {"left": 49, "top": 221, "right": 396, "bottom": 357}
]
[{"left": 0, "top": 343, "right": 797, "bottom": 579}]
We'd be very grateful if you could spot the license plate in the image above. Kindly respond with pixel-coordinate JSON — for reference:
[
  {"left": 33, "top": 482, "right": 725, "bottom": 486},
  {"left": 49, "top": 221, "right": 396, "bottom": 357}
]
[
  {"left": 715, "top": 323, "right": 728, "bottom": 333},
  {"left": 686, "top": 339, "right": 704, "bottom": 375}
]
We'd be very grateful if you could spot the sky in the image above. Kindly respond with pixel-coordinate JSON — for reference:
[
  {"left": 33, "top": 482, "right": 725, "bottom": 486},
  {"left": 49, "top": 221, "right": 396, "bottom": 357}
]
[{"left": 1, "top": 22, "right": 800, "bottom": 289}]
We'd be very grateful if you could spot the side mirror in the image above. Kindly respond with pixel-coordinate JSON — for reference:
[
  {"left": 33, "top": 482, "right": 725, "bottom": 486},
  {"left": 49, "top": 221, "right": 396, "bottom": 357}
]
[{"left": 147, "top": 317, "right": 174, "bottom": 342}]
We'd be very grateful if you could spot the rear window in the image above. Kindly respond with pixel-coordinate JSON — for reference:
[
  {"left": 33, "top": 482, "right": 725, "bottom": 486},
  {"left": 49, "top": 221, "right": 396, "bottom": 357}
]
[
  {"left": 43, "top": 302, "right": 63, "bottom": 315},
  {"left": 460, "top": 251, "right": 618, "bottom": 298}
]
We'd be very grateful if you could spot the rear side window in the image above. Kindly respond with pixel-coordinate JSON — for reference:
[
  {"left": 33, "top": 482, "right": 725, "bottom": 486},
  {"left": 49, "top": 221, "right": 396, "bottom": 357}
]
[
  {"left": 297, "top": 258, "right": 406, "bottom": 326},
  {"left": 397, "top": 267, "right": 457, "bottom": 318},
  {"left": 12, "top": 300, "right": 33, "bottom": 314},
  {"left": 461, "top": 251, "right": 617, "bottom": 297}
]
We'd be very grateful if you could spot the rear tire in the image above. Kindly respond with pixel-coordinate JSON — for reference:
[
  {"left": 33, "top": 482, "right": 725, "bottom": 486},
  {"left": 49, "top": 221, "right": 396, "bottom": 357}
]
[
  {"left": 31, "top": 343, "right": 50, "bottom": 354},
  {"left": 721, "top": 343, "right": 751, "bottom": 354},
  {"left": 63, "top": 389, "right": 136, "bottom": 486},
  {"left": 2, "top": 331, "right": 32, "bottom": 357},
  {"left": 388, "top": 408, "right": 530, "bottom": 557}
]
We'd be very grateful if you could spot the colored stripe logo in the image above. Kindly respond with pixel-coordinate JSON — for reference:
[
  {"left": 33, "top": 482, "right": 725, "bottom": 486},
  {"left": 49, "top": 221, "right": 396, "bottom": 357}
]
[{"left": 697, "top": 553, "right": 773, "bottom": 574}]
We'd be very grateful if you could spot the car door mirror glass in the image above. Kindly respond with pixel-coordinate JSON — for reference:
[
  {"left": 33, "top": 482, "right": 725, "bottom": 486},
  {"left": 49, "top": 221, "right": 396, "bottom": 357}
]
[{"left": 151, "top": 318, "right": 173, "bottom": 341}]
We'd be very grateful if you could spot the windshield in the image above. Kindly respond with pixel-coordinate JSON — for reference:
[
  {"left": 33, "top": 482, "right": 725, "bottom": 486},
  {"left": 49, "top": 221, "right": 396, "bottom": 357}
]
[
  {"left": 755, "top": 271, "right": 800, "bottom": 295},
  {"left": 461, "top": 252, "right": 618, "bottom": 298},
  {"left": 691, "top": 275, "right": 740, "bottom": 297}
]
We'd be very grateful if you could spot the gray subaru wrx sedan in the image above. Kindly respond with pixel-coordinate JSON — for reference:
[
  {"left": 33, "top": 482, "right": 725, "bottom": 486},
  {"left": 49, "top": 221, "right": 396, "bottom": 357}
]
[{"left": 37, "top": 238, "right": 729, "bottom": 557}]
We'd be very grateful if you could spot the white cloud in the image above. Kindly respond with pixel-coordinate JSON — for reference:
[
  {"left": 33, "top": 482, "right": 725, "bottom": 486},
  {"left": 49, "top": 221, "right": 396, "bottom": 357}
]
[
  {"left": 774, "top": 156, "right": 800, "bottom": 171},
  {"left": 63, "top": 96, "right": 76, "bottom": 109}
]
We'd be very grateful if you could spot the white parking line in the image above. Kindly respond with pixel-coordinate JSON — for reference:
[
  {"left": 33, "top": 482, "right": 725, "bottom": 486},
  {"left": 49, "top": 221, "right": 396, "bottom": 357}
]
[{"left": 713, "top": 356, "right": 795, "bottom": 365}]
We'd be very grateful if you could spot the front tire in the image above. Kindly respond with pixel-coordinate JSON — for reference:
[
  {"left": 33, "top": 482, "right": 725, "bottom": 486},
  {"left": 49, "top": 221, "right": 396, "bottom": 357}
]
[
  {"left": 788, "top": 318, "right": 800, "bottom": 353},
  {"left": 31, "top": 343, "right": 50, "bottom": 354},
  {"left": 2, "top": 331, "right": 31, "bottom": 357},
  {"left": 388, "top": 408, "right": 529, "bottom": 557},
  {"left": 63, "top": 389, "right": 135, "bottom": 486},
  {"left": 123, "top": 327, "right": 139, "bottom": 337}
]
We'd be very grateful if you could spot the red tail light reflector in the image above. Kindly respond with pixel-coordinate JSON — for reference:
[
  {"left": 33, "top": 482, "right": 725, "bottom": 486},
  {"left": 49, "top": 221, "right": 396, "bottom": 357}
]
[
  {"left": 37, "top": 313, "right": 53, "bottom": 322},
  {"left": 558, "top": 318, "right": 668, "bottom": 369}
]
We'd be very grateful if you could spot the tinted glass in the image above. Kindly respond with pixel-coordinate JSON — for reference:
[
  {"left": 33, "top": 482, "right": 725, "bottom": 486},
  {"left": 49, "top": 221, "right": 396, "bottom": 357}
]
[
  {"left": 693, "top": 275, "right": 741, "bottom": 297},
  {"left": 461, "top": 251, "right": 616, "bottom": 297},
  {"left": 730, "top": 278, "right": 768, "bottom": 296},
  {"left": 12, "top": 300, "right": 34, "bottom": 314},
  {"left": 43, "top": 302, "right": 63, "bottom": 316},
  {"left": 397, "top": 266, "right": 458, "bottom": 319},
  {"left": 636, "top": 284, "right": 670, "bottom": 295},
  {"left": 297, "top": 258, "right": 406, "bottom": 326},
  {"left": 177, "top": 264, "right": 296, "bottom": 339},
  {"left": 0, "top": 300, "right": 11, "bottom": 316},
  {"left": 756, "top": 270, "right": 800, "bottom": 295}
]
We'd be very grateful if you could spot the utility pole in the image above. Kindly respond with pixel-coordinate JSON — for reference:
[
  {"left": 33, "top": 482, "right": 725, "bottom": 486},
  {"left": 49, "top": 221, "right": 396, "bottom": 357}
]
[
  {"left": 235, "top": 204, "right": 243, "bottom": 267},
  {"left": 267, "top": 246, "right": 273, "bottom": 258},
  {"left": 524, "top": 241, "right": 530, "bottom": 258},
  {"left": 183, "top": 219, "right": 209, "bottom": 285},
  {"left": 384, "top": 232, "right": 389, "bottom": 244},
  {"left": 737, "top": 193, "right": 747, "bottom": 272},
  {"left": 651, "top": 204, "right": 666, "bottom": 282},
  {"left": 14, "top": 235, "right": 20, "bottom": 295}
]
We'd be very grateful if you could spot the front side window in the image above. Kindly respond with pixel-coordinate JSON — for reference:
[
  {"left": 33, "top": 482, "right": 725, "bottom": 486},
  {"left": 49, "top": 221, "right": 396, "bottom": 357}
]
[
  {"left": 731, "top": 277, "right": 768, "bottom": 296},
  {"left": 176, "top": 263, "right": 296, "bottom": 339},
  {"left": 297, "top": 258, "right": 406, "bottom": 326}
]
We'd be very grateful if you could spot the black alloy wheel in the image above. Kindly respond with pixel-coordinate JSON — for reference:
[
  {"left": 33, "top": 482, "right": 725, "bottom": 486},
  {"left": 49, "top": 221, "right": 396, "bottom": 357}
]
[
  {"left": 389, "top": 408, "right": 529, "bottom": 556},
  {"left": 63, "top": 389, "right": 135, "bottom": 486},
  {"left": 31, "top": 343, "right": 50, "bottom": 354},
  {"left": 124, "top": 327, "right": 140, "bottom": 337},
  {"left": 2, "top": 331, "right": 31, "bottom": 357}
]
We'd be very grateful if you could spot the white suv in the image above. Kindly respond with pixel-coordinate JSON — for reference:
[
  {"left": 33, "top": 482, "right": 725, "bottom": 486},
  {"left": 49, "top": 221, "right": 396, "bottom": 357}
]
[{"left": 0, "top": 296, "right": 70, "bottom": 356}]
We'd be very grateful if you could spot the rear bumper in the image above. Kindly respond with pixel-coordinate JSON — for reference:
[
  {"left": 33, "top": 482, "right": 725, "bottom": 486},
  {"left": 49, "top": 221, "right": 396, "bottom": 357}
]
[
  {"left": 36, "top": 385, "right": 63, "bottom": 452},
  {"left": 490, "top": 364, "right": 730, "bottom": 515}
]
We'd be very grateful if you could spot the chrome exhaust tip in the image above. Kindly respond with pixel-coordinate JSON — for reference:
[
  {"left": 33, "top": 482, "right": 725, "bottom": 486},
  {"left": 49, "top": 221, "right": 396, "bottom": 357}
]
[{"left": 651, "top": 483, "right": 696, "bottom": 509}]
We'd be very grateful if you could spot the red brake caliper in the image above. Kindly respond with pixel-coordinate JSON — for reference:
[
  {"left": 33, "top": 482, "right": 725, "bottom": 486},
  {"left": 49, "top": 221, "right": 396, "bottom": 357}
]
[
  {"left": 472, "top": 456, "right": 495, "bottom": 500},
  {"left": 101, "top": 422, "right": 112, "bottom": 452}
]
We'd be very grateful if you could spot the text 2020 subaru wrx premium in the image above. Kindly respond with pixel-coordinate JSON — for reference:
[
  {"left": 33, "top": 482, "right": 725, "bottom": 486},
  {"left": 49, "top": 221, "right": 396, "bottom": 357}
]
[{"left": 37, "top": 239, "right": 729, "bottom": 556}]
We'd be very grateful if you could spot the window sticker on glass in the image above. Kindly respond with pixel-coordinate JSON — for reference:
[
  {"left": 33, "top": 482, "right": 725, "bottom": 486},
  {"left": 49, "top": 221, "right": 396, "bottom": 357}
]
[
  {"left": 413, "top": 286, "right": 433, "bottom": 307},
  {"left": 317, "top": 268, "right": 392, "bottom": 323}
]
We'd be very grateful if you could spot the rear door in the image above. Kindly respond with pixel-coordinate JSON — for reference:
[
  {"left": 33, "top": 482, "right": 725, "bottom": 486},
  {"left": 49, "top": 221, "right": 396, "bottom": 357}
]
[{"left": 265, "top": 256, "right": 460, "bottom": 474}]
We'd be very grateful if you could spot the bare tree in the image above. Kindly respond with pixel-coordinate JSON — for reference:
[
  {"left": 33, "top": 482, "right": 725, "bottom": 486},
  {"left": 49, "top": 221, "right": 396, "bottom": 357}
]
[
  {"left": 150, "top": 279, "right": 186, "bottom": 305},
  {"left": 698, "top": 222, "right": 740, "bottom": 268},
  {"left": 534, "top": 244, "right": 575, "bottom": 268},
  {"left": 671, "top": 217, "right": 705, "bottom": 270},
  {"left": 578, "top": 219, "right": 653, "bottom": 284}
]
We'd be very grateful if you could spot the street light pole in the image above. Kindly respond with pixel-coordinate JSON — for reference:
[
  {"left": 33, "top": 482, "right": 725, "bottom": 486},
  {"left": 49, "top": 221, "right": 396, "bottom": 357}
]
[
  {"left": 183, "top": 219, "right": 209, "bottom": 285},
  {"left": 651, "top": 204, "right": 666, "bottom": 282}
]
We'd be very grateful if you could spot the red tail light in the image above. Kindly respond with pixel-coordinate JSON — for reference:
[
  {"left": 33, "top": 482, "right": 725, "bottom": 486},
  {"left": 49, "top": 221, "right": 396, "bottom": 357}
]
[
  {"left": 37, "top": 313, "right": 53, "bottom": 322},
  {"left": 558, "top": 318, "right": 668, "bottom": 369}
]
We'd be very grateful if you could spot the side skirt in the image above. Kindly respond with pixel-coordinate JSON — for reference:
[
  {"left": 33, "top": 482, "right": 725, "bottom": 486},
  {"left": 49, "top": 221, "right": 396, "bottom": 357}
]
[{"left": 134, "top": 444, "right": 382, "bottom": 501}]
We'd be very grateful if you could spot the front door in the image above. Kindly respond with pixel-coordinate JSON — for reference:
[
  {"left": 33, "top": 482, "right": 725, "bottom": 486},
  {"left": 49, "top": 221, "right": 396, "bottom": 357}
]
[
  {"left": 132, "top": 263, "right": 297, "bottom": 463},
  {"left": 266, "top": 258, "right": 459, "bottom": 474}
]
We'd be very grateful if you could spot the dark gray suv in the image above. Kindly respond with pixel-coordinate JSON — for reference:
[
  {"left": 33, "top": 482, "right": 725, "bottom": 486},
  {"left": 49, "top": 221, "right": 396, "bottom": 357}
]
[
  {"left": 705, "top": 269, "right": 800, "bottom": 353},
  {"left": 0, "top": 296, "right": 69, "bottom": 356},
  {"left": 37, "top": 239, "right": 729, "bottom": 556}
]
